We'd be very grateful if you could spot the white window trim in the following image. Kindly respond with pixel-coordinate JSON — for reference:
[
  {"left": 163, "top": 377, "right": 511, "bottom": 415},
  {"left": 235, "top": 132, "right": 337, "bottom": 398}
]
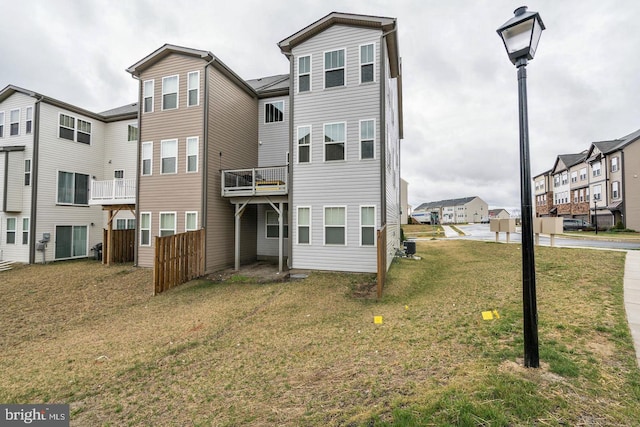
[
  {"left": 611, "top": 157, "right": 619, "bottom": 172},
  {"left": 160, "top": 139, "right": 177, "bottom": 175},
  {"left": 265, "top": 209, "right": 288, "bottom": 240},
  {"left": 159, "top": 212, "right": 177, "bottom": 237},
  {"left": 140, "top": 212, "right": 151, "bottom": 246},
  {"left": 25, "top": 106, "right": 33, "bottom": 134},
  {"left": 76, "top": 118, "right": 92, "bottom": 144},
  {"left": 185, "top": 211, "right": 198, "bottom": 232},
  {"left": 9, "top": 108, "right": 20, "bottom": 136},
  {"left": 0, "top": 111, "right": 4, "bottom": 138},
  {"left": 56, "top": 170, "right": 89, "bottom": 206},
  {"left": 359, "top": 119, "right": 376, "bottom": 160},
  {"left": 298, "top": 55, "right": 312, "bottom": 93},
  {"left": 58, "top": 113, "right": 75, "bottom": 141},
  {"left": 323, "top": 122, "right": 347, "bottom": 162},
  {"left": 127, "top": 123, "right": 138, "bottom": 142},
  {"left": 53, "top": 224, "right": 89, "bottom": 260},
  {"left": 297, "top": 125, "right": 311, "bottom": 164},
  {"left": 114, "top": 169, "right": 125, "bottom": 179},
  {"left": 187, "top": 71, "right": 200, "bottom": 107},
  {"left": 143, "top": 80, "right": 154, "bottom": 113},
  {"left": 323, "top": 205, "right": 347, "bottom": 246},
  {"left": 186, "top": 136, "right": 199, "bottom": 173},
  {"left": 24, "top": 159, "right": 31, "bottom": 186},
  {"left": 22, "top": 217, "right": 29, "bottom": 245},
  {"left": 360, "top": 205, "right": 376, "bottom": 247},
  {"left": 323, "top": 48, "right": 346, "bottom": 89},
  {"left": 297, "top": 206, "right": 311, "bottom": 245},
  {"left": 141, "top": 141, "right": 153, "bottom": 176},
  {"left": 264, "top": 100, "right": 285, "bottom": 124},
  {"left": 162, "top": 75, "right": 179, "bottom": 111},
  {"left": 612, "top": 181, "right": 620, "bottom": 199},
  {"left": 6, "top": 217, "right": 17, "bottom": 245},
  {"left": 359, "top": 43, "right": 375, "bottom": 84}
]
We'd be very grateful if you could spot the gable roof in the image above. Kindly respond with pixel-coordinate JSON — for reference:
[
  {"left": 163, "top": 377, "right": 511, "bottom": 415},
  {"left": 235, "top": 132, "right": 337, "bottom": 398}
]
[
  {"left": 415, "top": 196, "right": 479, "bottom": 211},
  {"left": 245, "top": 74, "right": 290, "bottom": 97},
  {"left": 551, "top": 152, "right": 586, "bottom": 173},
  {"left": 126, "top": 43, "right": 257, "bottom": 98}
]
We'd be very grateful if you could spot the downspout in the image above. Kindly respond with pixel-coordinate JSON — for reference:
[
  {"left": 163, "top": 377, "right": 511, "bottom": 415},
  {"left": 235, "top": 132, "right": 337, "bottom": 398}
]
[
  {"left": 28, "top": 95, "right": 44, "bottom": 264},
  {"left": 130, "top": 74, "right": 142, "bottom": 266},
  {"left": 202, "top": 57, "right": 216, "bottom": 271},
  {"left": 284, "top": 51, "right": 294, "bottom": 268},
  {"left": 379, "top": 27, "right": 397, "bottom": 227}
]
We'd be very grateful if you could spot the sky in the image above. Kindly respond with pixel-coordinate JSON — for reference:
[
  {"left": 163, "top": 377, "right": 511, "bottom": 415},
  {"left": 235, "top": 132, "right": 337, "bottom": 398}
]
[{"left": 2, "top": 0, "right": 639, "bottom": 213}]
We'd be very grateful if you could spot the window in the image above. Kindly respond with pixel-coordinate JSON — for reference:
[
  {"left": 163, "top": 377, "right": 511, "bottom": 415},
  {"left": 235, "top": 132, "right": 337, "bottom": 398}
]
[
  {"left": 593, "top": 184, "right": 602, "bottom": 201},
  {"left": 128, "top": 124, "right": 138, "bottom": 142},
  {"left": 76, "top": 119, "right": 91, "bottom": 144},
  {"left": 592, "top": 161, "right": 601, "bottom": 177},
  {"left": 59, "top": 114, "right": 75, "bottom": 140},
  {"left": 115, "top": 219, "right": 127, "bottom": 230},
  {"left": 612, "top": 181, "right": 620, "bottom": 199},
  {"left": 298, "top": 55, "right": 311, "bottom": 92},
  {"left": 114, "top": 170, "right": 124, "bottom": 179},
  {"left": 140, "top": 213, "right": 151, "bottom": 246},
  {"left": 360, "top": 206, "right": 375, "bottom": 246},
  {"left": 324, "top": 207, "right": 346, "bottom": 245},
  {"left": 570, "top": 171, "right": 577, "bottom": 183},
  {"left": 186, "top": 137, "right": 198, "bottom": 172},
  {"left": 57, "top": 171, "right": 89, "bottom": 205},
  {"left": 22, "top": 218, "right": 29, "bottom": 245},
  {"left": 10, "top": 109, "right": 20, "bottom": 136},
  {"left": 297, "top": 207, "right": 310, "bottom": 244},
  {"left": 561, "top": 172, "right": 568, "bottom": 185},
  {"left": 185, "top": 212, "right": 198, "bottom": 231},
  {"left": 554, "top": 175, "right": 560, "bottom": 187},
  {"left": 611, "top": 157, "right": 619, "bottom": 172},
  {"left": 324, "top": 49, "right": 345, "bottom": 88},
  {"left": 324, "top": 122, "right": 345, "bottom": 161},
  {"left": 580, "top": 167, "right": 587, "bottom": 181},
  {"left": 0, "top": 111, "right": 4, "bottom": 137},
  {"left": 265, "top": 101, "right": 284, "bottom": 123},
  {"left": 161, "top": 139, "right": 177, "bottom": 174},
  {"left": 266, "top": 210, "right": 288, "bottom": 239},
  {"left": 297, "top": 126, "right": 311, "bottom": 163},
  {"left": 24, "top": 159, "right": 31, "bottom": 186},
  {"left": 360, "top": 43, "right": 374, "bottom": 83},
  {"left": 360, "top": 119, "right": 375, "bottom": 159},
  {"left": 54, "top": 225, "right": 87, "bottom": 259},
  {"left": 6, "top": 218, "right": 16, "bottom": 244},
  {"left": 586, "top": 188, "right": 590, "bottom": 201},
  {"left": 162, "top": 75, "right": 178, "bottom": 110},
  {"left": 188, "top": 71, "right": 199, "bottom": 107},
  {"left": 143, "top": 80, "right": 154, "bottom": 113},
  {"left": 159, "top": 212, "right": 176, "bottom": 237},
  {"left": 25, "top": 107, "right": 33, "bottom": 134},
  {"left": 573, "top": 190, "right": 579, "bottom": 203},
  {"left": 141, "top": 142, "right": 152, "bottom": 176},
  {"left": 579, "top": 189, "right": 584, "bottom": 202}
]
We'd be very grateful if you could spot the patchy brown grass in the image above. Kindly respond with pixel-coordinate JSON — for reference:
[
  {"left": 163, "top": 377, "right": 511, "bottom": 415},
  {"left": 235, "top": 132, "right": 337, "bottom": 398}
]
[{"left": 0, "top": 242, "right": 639, "bottom": 426}]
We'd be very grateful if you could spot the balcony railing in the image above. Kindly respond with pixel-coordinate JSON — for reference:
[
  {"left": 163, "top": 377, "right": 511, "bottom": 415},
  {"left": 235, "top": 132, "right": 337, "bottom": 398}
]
[
  {"left": 90, "top": 178, "right": 136, "bottom": 205},
  {"left": 221, "top": 166, "right": 288, "bottom": 197}
]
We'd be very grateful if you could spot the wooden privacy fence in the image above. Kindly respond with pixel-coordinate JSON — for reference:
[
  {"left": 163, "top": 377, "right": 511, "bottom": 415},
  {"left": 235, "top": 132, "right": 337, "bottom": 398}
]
[
  {"left": 376, "top": 225, "right": 387, "bottom": 299},
  {"left": 103, "top": 228, "right": 135, "bottom": 264},
  {"left": 154, "top": 229, "right": 205, "bottom": 295}
]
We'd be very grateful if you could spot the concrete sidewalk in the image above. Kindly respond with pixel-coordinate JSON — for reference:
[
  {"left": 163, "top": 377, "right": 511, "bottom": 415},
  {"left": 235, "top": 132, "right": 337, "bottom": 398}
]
[
  {"left": 624, "top": 250, "right": 640, "bottom": 368},
  {"left": 441, "top": 225, "right": 460, "bottom": 238}
]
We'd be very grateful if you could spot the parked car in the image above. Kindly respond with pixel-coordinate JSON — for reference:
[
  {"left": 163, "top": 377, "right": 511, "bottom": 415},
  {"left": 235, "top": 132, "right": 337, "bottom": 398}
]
[{"left": 563, "top": 218, "right": 592, "bottom": 231}]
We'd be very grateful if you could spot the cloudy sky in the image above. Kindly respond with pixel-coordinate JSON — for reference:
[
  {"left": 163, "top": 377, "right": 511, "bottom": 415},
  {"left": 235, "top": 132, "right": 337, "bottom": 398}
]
[{"left": 2, "top": 0, "right": 639, "bottom": 212}]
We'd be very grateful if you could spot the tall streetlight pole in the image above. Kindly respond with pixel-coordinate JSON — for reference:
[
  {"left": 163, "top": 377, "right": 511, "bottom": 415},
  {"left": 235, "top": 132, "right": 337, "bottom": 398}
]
[{"left": 497, "top": 6, "right": 545, "bottom": 368}]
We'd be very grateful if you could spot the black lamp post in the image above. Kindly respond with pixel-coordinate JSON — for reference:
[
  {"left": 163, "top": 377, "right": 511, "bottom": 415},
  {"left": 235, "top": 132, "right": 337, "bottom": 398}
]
[
  {"left": 594, "top": 199, "right": 599, "bottom": 235},
  {"left": 497, "top": 6, "right": 545, "bottom": 368}
]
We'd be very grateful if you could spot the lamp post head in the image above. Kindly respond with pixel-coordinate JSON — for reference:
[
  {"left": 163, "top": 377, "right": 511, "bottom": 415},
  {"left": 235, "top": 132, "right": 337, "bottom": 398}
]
[{"left": 497, "top": 6, "right": 545, "bottom": 66}]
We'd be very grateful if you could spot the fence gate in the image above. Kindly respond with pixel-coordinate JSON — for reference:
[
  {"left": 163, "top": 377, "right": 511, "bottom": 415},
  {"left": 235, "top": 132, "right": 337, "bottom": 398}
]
[
  {"left": 103, "top": 228, "right": 135, "bottom": 264},
  {"left": 154, "top": 229, "right": 206, "bottom": 295}
]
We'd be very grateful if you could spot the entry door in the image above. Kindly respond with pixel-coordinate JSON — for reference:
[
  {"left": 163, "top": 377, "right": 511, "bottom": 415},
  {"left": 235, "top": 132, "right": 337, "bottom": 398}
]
[{"left": 55, "top": 225, "right": 88, "bottom": 259}]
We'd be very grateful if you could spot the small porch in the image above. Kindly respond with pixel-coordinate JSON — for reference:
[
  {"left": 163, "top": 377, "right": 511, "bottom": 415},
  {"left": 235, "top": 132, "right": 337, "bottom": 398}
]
[
  {"left": 221, "top": 166, "right": 287, "bottom": 197},
  {"left": 90, "top": 178, "right": 136, "bottom": 205}
]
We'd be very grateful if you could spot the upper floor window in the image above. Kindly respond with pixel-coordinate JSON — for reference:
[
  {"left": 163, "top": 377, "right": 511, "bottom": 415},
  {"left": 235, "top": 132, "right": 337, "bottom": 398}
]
[
  {"left": 553, "top": 175, "right": 560, "bottom": 187},
  {"left": 570, "top": 171, "right": 577, "bottom": 183},
  {"left": 324, "top": 122, "right": 345, "bottom": 161},
  {"left": 593, "top": 184, "right": 602, "bottom": 200},
  {"left": 141, "top": 142, "right": 152, "bottom": 176},
  {"left": 24, "top": 159, "right": 31, "bottom": 186},
  {"left": 579, "top": 167, "right": 587, "bottom": 181},
  {"left": 25, "top": 107, "right": 33, "bottom": 134},
  {"left": 592, "top": 161, "right": 601, "bottom": 177},
  {"left": 114, "top": 170, "right": 124, "bottom": 179},
  {"left": 611, "top": 156, "right": 619, "bottom": 172},
  {"left": 161, "top": 139, "right": 177, "bottom": 174},
  {"left": 9, "top": 109, "right": 20, "bottom": 136},
  {"left": 188, "top": 71, "right": 199, "bottom": 107},
  {"left": 77, "top": 119, "right": 91, "bottom": 144},
  {"left": 59, "top": 114, "right": 75, "bottom": 141},
  {"left": 360, "top": 44, "right": 374, "bottom": 83},
  {"left": 612, "top": 181, "right": 620, "bottom": 199},
  {"left": 186, "top": 137, "right": 198, "bottom": 172},
  {"left": 297, "top": 126, "right": 311, "bottom": 163},
  {"left": 298, "top": 55, "right": 311, "bottom": 92},
  {"left": 561, "top": 172, "right": 568, "bottom": 185},
  {"left": 360, "top": 119, "right": 375, "bottom": 159},
  {"left": 143, "top": 80, "right": 154, "bottom": 113},
  {"left": 162, "top": 75, "right": 178, "bottom": 110},
  {"left": 57, "top": 171, "right": 89, "bottom": 205},
  {"left": 324, "top": 49, "right": 345, "bottom": 88},
  {"left": 0, "top": 111, "right": 4, "bottom": 137},
  {"left": 265, "top": 101, "right": 284, "bottom": 123},
  {"left": 128, "top": 124, "right": 138, "bottom": 142}
]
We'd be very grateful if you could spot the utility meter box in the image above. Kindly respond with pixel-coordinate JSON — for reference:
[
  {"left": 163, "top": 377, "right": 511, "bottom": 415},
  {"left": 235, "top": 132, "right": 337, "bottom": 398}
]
[
  {"left": 542, "top": 217, "right": 563, "bottom": 235},
  {"left": 499, "top": 218, "right": 516, "bottom": 232},
  {"left": 41, "top": 233, "right": 50, "bottom": 242}
]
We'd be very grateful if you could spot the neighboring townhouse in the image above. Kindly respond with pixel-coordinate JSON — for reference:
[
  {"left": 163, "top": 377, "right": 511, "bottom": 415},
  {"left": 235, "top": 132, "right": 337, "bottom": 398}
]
[
  {"left": 125, "top": 12, "right": 403, "bottom": 274},
  {"left": 533, "top": 169, "right": 552, "bottom": 216},
  {"left": 0, "top": 85, "right": 137, "bottom": 263},
  {"left": 414, "top": 196, "right": 488, "bottom": 224},
  {"left": 534, "top": 128, "right": 640, "bottom": 230},
  {"left": 489, "top": 209, "right": 510, "bottom": 220}
]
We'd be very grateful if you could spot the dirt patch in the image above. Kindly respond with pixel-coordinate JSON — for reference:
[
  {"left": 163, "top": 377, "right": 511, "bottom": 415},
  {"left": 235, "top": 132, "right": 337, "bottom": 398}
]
[{"left": 207, "top": 261, "right": 289, "bottom": 284}]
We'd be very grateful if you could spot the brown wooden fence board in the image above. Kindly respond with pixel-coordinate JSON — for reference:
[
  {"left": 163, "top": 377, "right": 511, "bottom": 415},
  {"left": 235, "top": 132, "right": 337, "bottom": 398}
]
[
  {"left": 103, "top": 229, "right": 135, "bottom": 264},
  {"left": 154, "top": 229, "right": 205, "bottom": 295}
]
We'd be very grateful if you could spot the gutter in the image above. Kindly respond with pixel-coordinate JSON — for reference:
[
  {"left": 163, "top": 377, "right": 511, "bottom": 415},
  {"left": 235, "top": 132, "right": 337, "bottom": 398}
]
[
  {"left": 201, "top": 57, "right": 217, "bottom": 272},
  {"left": 285, "top": 51, "right": 294, "bottom": 268},
  {"left": 28, "top": 95, "right": 44, "bottom": 264},
  {"left": 130, "top": 74, "right": 141, "bottom": 266}
]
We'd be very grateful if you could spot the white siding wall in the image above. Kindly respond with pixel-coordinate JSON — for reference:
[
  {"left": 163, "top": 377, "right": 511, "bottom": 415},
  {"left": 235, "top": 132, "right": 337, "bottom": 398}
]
[
  {"left": 0, "top": 92, "right": 35, "bottom": 262},
  {"left": 290, "top": 25, "right": 382, "bottom": 273},
  {"left": 258, "top": 97, "right": 289, "bottom": 167},
  {"left": 256, "top": 204, "right": 289, "bottom": 258}
]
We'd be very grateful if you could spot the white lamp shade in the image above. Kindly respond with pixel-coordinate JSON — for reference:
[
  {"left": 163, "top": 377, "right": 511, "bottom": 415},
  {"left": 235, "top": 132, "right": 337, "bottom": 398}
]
[{"left": 497, "top": 7, "right": 545, "bottom": 64}]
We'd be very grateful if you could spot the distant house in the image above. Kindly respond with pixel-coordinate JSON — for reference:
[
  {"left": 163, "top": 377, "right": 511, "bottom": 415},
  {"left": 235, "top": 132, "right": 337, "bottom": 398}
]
[
  {"left": 413, "top": 196, "right": 488, "bottom": 224},
  {"left": 488, "top": 209, "right": 510, "bottom": 220}
]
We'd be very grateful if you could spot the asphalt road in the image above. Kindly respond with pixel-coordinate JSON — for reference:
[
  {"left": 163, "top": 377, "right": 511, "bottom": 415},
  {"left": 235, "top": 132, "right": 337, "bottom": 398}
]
[{"left": 449, "top": 223, "right": 640, "bottom": 251}]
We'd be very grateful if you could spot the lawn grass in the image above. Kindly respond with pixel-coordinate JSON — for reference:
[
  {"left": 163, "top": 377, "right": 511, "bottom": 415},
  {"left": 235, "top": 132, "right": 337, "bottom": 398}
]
[
  {"left": 1, "top": 241, "right": 639, "bottom": 426},
  {"left": 403, "top": 223, "right": 444, "bottom": 238}
]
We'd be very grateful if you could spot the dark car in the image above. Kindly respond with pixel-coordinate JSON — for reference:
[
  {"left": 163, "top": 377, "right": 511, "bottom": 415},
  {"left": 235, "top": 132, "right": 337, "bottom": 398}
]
[{"left": 563, "top": 218, "right": 592, "bottom": 231}]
